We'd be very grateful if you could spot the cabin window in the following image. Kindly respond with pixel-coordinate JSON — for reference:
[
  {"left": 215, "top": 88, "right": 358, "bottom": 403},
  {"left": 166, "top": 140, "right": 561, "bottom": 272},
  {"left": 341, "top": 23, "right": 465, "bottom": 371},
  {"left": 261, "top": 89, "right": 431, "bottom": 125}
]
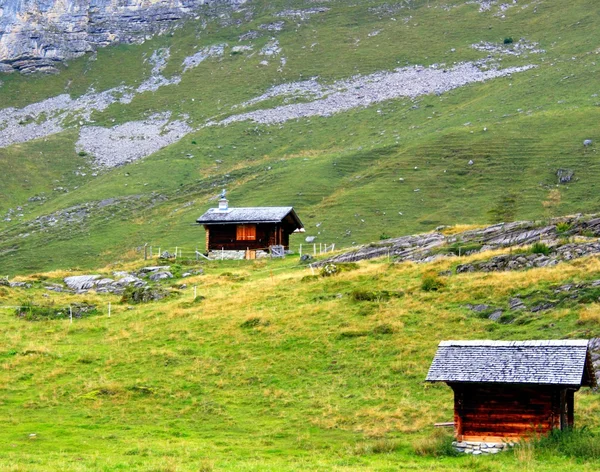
[{"left": 236, "top": 224, "right": 256, "bottom": 241}]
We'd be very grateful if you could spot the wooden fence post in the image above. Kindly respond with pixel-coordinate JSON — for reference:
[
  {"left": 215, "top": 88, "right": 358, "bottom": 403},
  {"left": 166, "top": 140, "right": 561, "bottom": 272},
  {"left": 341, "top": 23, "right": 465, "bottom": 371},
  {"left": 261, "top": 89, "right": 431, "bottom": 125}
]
[
  {"left": 69, "top": 306, "right": 73, "bottom": 324},
  {"left": 299, "top": 244, "right": 302, "bottom": 257},
  {"left": 108, "top": 302, "right": 111, "bottom": 318}
]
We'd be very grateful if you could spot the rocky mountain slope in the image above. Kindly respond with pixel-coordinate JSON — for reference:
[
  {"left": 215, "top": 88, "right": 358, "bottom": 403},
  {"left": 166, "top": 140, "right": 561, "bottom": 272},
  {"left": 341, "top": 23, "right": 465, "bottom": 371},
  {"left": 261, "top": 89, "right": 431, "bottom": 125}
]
[
  {"left": 0, "top": 0, "right": 598, "bottom": 275},
  {"left": 0, "top": 0, "right": 245, "bottom": 73}
]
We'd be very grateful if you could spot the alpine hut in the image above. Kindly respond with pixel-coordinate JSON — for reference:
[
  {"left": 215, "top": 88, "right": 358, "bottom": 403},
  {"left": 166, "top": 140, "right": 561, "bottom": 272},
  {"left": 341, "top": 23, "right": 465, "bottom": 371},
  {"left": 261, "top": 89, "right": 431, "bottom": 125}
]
[
  {"left": 426, "top": 340, "right": 597, "bottom": 448},
  {"left": 196, "top": 192, "right": 304, "bottom": 260}
]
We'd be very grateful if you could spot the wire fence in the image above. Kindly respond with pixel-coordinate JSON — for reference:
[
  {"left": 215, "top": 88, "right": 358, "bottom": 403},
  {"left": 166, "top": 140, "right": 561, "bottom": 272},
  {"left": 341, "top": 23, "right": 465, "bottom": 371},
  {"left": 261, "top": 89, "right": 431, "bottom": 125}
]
[{"left": 140, "top": 242, "right": 337, "bottom": 261}]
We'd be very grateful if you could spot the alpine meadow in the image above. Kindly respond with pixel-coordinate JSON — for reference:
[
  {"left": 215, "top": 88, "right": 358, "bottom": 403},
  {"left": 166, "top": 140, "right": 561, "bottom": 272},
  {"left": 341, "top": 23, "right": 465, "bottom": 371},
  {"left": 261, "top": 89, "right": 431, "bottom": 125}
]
[{"left": 0, "top": 0, "right": 599, "bottom": 471}]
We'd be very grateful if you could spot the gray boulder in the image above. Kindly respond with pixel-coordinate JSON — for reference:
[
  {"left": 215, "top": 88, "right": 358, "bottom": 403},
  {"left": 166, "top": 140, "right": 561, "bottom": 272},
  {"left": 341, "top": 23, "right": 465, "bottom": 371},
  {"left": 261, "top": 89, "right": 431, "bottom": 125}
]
[
  {"left": 64, "top": 275, "right": 101, "bottom": 291},
  {"left": 139, "top": 266, "right": 170, "bottom": 274},
  {"left": 148, "top": 271, "right": 174, "bottom": 281},
  {"left": 584, "top": 139, "right": 593, "bottom": 147},
  {"left": 556, "top": 168, "right": 574, "bottom": 184}
]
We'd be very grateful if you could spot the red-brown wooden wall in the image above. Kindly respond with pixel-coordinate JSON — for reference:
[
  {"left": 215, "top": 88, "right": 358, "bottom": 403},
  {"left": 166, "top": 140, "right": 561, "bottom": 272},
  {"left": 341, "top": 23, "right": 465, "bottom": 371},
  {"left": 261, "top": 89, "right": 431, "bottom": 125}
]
[
  {"left": 450, "top": 383, "right": 575, "bottom": 442},
  {"left": 205, "top": 223, "right": 291, "bottom": 251}
]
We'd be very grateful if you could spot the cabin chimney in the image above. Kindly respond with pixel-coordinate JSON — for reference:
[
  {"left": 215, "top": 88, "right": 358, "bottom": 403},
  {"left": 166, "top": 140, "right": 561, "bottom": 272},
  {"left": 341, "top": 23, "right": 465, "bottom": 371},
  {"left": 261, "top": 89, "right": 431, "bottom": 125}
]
[{"left": 218, "top": 189, "right": 228, "bottom": 211}]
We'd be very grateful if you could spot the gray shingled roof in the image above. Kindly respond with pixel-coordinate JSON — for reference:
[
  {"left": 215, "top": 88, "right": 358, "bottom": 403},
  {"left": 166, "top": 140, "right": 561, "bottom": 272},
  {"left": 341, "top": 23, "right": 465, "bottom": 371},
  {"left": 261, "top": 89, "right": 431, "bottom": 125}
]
[
  {"left": 196, "top": 207, "right": 302, "bottom": 226},
  {"left": 426, "top": 340, "right": 595, "bottom": 386}
]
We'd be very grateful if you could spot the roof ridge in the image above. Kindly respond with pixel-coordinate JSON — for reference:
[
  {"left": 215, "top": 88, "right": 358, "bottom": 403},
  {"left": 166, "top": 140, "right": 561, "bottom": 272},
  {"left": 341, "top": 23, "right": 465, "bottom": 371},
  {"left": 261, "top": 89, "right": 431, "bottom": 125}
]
[{"left": 438, "top": 339, "right": 590, "bottom": 347}]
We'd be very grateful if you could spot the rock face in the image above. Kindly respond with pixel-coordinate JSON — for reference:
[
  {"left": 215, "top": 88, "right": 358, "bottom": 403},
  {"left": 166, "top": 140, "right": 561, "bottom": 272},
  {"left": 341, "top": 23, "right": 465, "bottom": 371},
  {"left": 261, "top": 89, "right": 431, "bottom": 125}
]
[
  {"left": 315, "top": 215, "right": 600, "bottom": 267},
  {"left": 0, "top": 0, "right": 245, "bottom": 74}
]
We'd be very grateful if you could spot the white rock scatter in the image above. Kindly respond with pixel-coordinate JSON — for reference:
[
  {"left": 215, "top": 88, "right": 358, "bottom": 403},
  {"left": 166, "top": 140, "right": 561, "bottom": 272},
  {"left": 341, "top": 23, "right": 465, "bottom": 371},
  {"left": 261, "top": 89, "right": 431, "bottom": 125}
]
[
  {"left": 182, "top": 44, "right": 226, "bottom": 72},
  {"left": 276, "top": 8, "right": 330, "bottom": 20},
  {"left": 0, "top": 41, "right": 536, "bottom": 169},
  {"left": 0, "top": 86, "right": 131, "bottom": 149},
  {"left": 472, "top": 40, "right": 544, "bottom": 57},
  {"left": 0, "top": 43, "right": 225, "bottom": 156},
  {"left": 220, "top": 62, "right": 536, "bottom": 125},
  {"left": 76, "top": 112, "right": 192, "bottom": 168},
  {"left": 239, "top": 78, "right": 329, "bottom": 108},
  {"left": 136, "top": 48, "right": 181, "bottom": 93},
  {"left": 258, "top": 21, "right": 285, "bottom": 32},
  {"left": 260, "top": 39, "right": 281, "bottom": 57}
]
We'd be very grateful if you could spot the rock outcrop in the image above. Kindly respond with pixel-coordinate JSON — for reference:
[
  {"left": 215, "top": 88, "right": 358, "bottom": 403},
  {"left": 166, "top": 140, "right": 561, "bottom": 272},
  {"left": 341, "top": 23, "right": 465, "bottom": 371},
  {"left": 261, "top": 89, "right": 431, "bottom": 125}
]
[
  {"left": 0, "top": 0, "right": 245, "bottom": 74},
  {"left": 314, "top": 215, "right": 600, "bottom": 267}
]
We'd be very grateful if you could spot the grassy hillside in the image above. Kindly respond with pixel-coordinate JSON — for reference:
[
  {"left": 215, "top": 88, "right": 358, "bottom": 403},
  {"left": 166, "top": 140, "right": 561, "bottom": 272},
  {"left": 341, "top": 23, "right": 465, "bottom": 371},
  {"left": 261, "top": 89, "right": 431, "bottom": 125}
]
[
  {"left": 0, "top": 0, "right": 599, "bottom": 275},
  {"left": 1, "top": 248, "right": 599, "bottom": 470}
]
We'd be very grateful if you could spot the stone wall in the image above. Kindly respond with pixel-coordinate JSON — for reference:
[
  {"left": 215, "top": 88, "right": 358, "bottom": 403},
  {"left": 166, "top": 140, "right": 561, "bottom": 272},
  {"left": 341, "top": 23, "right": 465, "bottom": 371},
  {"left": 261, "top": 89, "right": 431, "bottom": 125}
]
[{"left": 453, "top": 441, "right": 513, "bottom": 455}]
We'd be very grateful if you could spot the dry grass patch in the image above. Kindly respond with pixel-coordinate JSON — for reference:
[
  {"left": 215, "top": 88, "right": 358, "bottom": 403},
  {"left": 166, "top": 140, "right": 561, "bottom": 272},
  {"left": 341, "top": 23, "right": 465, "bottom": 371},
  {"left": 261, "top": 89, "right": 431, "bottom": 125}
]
[{"left": 578, "top": 304, "right": 600, "bottom": 324}]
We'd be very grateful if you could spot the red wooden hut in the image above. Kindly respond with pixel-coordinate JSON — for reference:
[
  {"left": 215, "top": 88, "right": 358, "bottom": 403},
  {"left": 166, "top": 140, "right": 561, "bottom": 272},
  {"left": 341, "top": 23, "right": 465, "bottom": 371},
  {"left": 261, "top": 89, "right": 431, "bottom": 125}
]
[{"left": 426, "top": 340, "right": 597, "bottom": 444}]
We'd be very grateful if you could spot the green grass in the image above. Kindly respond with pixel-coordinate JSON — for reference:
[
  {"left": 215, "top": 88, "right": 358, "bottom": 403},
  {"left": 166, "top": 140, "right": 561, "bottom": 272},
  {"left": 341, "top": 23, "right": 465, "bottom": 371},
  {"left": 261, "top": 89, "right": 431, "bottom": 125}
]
[{"left": 0, "top": 248, "right": 599, "bottom": 470}]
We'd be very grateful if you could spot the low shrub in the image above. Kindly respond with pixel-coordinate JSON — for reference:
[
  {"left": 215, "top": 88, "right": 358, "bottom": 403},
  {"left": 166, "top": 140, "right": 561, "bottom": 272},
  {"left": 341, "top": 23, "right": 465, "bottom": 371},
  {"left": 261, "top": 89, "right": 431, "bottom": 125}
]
[
  {"left": 301, "top": 275, "right": 320, "bottom": 282},
  {"left": 240, "top": 316, "right": 270, "bottom": 328},
  {"left": 338, "top": 330, "right": 368, "bottom": 339},
  {"left": 529, "top": 427, "right": 600, "bottom": 459},
  {"left": 351, "top": 289, "right": 403, "bottom": 302},
  {"left": 556, "top": 222, "right": 572, "bottom": 234},
  {"left": 421, "top": 273, "right": 445, "bottom": 292},
  {"left": 15, "top": 302, "right": 98, "bottom": 321},
  {"left": 504, "top": 37, "right": 514, "bottom": 44},
  {"left": 413, "top": 429, "right": 460, "bottom": 457},
  {"left": 530, "top": 242, "right": 551, "bottom": 256},
  {"left": 352, "top": 438, "right": 401, "bottom": 455},
  {"left": 121, "top": 286, "right": 169, "bottom": 304},
  {"left": 337, "top": 262, "right": 360, "bottom": 272},
  {"left": 372, "top": 323, "right": 394, "bottom": 335}
]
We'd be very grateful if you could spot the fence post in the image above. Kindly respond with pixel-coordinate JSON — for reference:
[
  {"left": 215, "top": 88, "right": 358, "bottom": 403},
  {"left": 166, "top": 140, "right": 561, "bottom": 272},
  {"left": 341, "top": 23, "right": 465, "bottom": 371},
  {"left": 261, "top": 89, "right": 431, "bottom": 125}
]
[
  {"left": 299, "top": 244, "right": 302, "bottom": 257},
  {"left": 158, "top": 247, "right": 161, "bottom": 258},
  {"left": 144, "top": 243, "right": 148, "bottom": 260},
  {"left": 175, "top": 247, "right": 178, "bottom": 259},
  {"left": 313, "top": 244, "right": 316, "bottom": 256},
  {"left": 69, "top": 305, "right": 73, "bottom": 324},
  {"left": 108, "top": 302, "right": 111, "bottom": 318}
]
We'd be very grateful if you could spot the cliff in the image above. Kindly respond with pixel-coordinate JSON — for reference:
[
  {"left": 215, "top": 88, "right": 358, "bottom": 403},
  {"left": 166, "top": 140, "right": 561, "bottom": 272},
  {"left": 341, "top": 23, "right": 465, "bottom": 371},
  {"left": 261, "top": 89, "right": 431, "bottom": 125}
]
[{"left": 0, "top": 0, "right": 245, "bottom": 73}]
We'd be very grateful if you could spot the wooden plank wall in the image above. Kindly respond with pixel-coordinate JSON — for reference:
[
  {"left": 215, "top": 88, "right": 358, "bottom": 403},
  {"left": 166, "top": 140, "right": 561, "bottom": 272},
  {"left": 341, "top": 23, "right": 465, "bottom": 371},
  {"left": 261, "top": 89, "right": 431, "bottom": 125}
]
[
  {"left": 206, "top": 223, "right": 293, "bottom": 251},
  {"left": 451, "top": 384, "right": 565, "bottom": 441}
]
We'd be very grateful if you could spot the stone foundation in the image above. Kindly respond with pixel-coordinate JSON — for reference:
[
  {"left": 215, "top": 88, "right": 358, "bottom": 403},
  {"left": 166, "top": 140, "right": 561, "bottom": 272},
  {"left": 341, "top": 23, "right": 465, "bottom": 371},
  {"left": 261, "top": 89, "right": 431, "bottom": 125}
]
[
  {"left": 207, "top": 250, "right": 269, "bottom": 260},
  {"left": 452, "top": 441, "right": 514, "bottom": 455}
]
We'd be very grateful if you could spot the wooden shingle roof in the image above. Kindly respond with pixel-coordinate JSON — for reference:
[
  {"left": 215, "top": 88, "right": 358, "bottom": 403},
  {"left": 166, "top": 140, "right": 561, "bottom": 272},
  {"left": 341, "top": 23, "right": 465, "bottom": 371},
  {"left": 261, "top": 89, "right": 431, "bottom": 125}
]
[
  {"left": 426, "top": 340, "right": 596, "bottom": 387},
  {"left": 196, "top": 207, "right": 303, "bottom": 228}
]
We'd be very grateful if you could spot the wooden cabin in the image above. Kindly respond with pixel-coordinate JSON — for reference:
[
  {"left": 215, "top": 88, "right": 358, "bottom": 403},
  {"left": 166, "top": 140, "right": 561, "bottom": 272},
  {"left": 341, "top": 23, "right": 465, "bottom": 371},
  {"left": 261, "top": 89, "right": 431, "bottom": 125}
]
[
  {"left": 196, "top": 195, "right": 304, "bottom": 257},
  {"left": 426, "top": 340, "right": 597, "bottom": 443}
]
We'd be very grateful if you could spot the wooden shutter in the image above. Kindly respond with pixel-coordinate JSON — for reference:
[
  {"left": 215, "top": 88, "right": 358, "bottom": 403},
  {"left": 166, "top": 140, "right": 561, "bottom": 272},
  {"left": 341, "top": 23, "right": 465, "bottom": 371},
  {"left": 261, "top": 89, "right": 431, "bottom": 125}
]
[{"left": 236, "top": 224, "right": 256, "bottom": 241}]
